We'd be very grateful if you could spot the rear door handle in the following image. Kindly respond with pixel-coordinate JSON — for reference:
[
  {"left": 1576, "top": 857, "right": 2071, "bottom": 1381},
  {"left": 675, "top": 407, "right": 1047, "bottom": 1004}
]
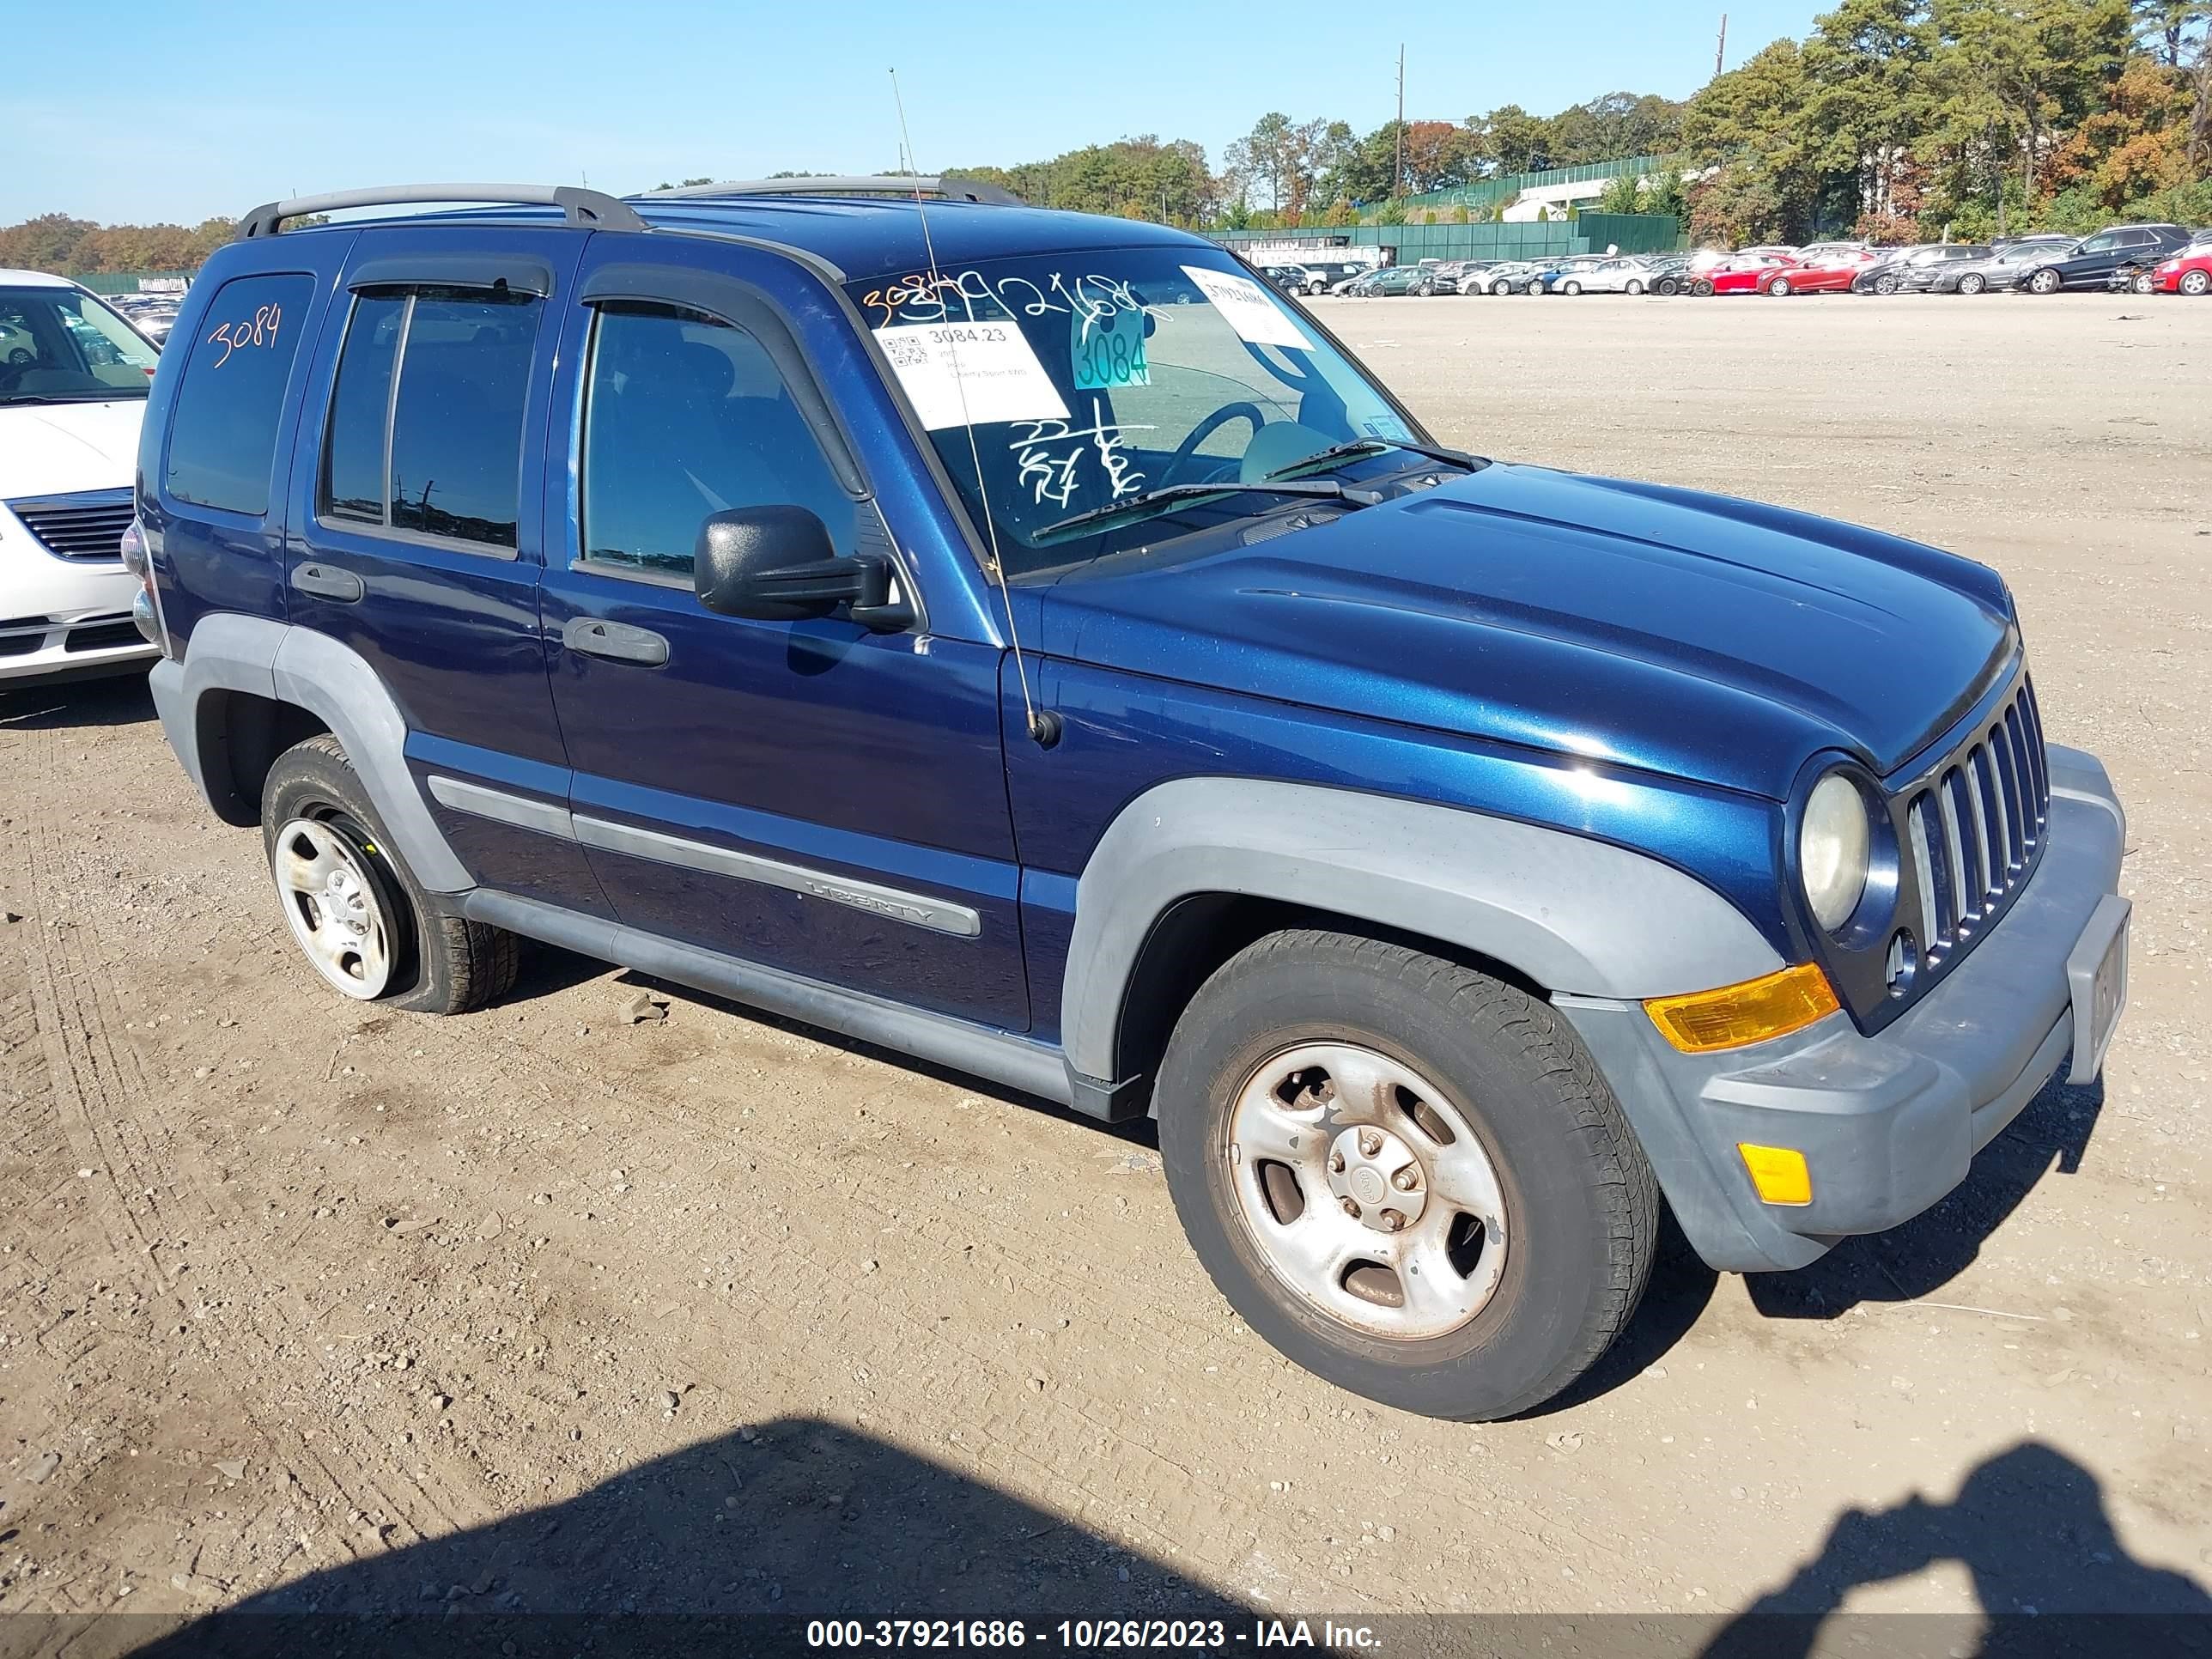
[
  {"left": 561, "top": 616, "right": 670, "bottom": 667},
  {"left": 291, "top": 562, "right": 364, "bottom": 603}
]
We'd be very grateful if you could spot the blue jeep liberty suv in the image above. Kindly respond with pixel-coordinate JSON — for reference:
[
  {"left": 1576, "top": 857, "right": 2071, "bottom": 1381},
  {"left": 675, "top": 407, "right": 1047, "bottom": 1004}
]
[{"left": 134, "top": 179, "right": 2130, "bottom": 1419}]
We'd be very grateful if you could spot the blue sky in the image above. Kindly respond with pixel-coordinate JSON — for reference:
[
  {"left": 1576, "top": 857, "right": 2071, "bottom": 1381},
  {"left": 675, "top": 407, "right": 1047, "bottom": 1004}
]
[{"left": 4, "top": 0, "right": 1820, "bottom": 224}]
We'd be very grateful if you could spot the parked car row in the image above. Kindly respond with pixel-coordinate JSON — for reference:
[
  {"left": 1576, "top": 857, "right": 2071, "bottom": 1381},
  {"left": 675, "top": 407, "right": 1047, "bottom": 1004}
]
[{"left": 1293, "top": 223, "right": 2212, "bottom": 301}]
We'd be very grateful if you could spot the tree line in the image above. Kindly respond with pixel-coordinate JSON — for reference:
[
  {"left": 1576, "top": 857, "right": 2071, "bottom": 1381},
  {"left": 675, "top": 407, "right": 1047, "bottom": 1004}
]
[
  {"left": 0, "top": 213, "right": 235, "bottom": 276},
  {"left": 1683, "top": 0, "right": 2212, "bottom": 242}
]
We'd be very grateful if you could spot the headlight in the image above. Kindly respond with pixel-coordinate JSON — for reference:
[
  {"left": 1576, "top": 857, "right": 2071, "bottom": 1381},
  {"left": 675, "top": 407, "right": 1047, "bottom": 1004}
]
[{"left": 1800, "top": 772, "right": 1872, "bottom": 932}]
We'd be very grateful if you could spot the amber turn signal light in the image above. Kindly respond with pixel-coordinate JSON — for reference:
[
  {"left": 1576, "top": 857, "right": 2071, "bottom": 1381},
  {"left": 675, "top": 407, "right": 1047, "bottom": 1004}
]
[
  {"left": 1644, "top": 963, "right": 1840, "bottom": 1054},
  {"left": 1737, "top": 1143, "right": 1814, "bottom": 1206}
]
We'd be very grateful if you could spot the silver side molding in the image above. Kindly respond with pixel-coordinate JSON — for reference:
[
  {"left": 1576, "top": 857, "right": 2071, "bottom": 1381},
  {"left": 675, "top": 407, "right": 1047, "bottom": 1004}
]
[{"left": 422, "top": 774, "right": 981, "bottom": 939}]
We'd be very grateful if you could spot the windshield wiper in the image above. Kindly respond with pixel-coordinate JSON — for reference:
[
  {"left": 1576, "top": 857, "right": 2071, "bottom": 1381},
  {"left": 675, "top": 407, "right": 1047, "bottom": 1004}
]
[
  {"left": 1263, "top": 436, "right": 1481, "bottom": 480},
  {"left": 1032, "top": 478, "right": 1374, "bottom": 544}
]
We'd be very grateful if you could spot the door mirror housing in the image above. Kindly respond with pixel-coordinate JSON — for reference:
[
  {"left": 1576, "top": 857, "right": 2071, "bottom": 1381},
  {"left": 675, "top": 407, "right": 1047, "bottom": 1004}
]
[{"left": 692, "top": 506, "right": 911, "bottom": 630}]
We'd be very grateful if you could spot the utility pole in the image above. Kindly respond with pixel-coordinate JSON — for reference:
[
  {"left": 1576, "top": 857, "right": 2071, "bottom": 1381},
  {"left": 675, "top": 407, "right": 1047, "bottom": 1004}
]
[
  {"left": 1714, "top": 14, "right": 1728, "bottom": 79},
  {"left": 1393, "top": 45, "right": 1406, "bottom": 201}
]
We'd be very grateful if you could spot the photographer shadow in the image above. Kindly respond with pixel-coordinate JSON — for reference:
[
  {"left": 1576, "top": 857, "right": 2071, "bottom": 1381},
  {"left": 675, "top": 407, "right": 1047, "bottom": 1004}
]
[{"left": 1702, "top": 1441, "right": 2211, "bottom": 1658}]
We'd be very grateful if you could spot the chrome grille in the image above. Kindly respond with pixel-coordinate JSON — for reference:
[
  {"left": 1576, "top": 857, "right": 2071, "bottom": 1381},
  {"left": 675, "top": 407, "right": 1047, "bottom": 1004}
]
[
  {"left": 1899, "top": 677, "right": 2050, "bottom": 964},
  {"left": 8, "top": 488, "right": 134, "bottom": 562}
]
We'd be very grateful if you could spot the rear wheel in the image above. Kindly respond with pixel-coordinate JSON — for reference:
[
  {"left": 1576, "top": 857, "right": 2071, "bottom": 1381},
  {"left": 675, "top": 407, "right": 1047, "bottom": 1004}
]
[
  {"left": 2184, "top": 270, "right": 2210, "bottom": 296},
  {"left": 1155, "top": 930, "right": 1658, "bottom": 1420},
  {"left": 261, "top": 734, "right": 516, "bottom": 1015}
]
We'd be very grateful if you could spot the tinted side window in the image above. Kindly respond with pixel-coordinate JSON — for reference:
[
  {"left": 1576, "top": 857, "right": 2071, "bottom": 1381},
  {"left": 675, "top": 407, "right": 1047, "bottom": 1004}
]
[
  {"left": 580, "top": 304, "right": 855, "bottom": 579},
  {"left": 322, "top": 294, "right": 404, "bottom": 525},
  {"left": 317, "top": 285, "right": 538, "bottom": 549},
  {"left": 166, "top": 272, "right": 315, "bottom": 514}
]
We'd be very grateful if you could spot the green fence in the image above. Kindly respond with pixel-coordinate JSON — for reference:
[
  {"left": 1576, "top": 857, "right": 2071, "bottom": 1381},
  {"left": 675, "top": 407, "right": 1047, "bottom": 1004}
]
[
  {"left": 71, "top": 270, "right": 196, "bottom": 295},
  {"left": 1211, "top": 214, "right": 1681, "bottom": 264}
]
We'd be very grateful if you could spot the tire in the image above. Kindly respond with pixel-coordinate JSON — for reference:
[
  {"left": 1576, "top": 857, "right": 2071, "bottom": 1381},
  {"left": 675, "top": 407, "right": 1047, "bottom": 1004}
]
[
  {"left": 2130, "top": 273, "right": 2154, "bottom": 295},
  {"left": 1625, "top": 279, "right": 1644, "bottom": 295},
  {"left": 260, "top": 733, "right": 517, "bottom": 1015},
  {"left": 1769, "top": 276, "right": 1792, "bottom": 296},
  {"left": 1154, "top": 929, "right": 1658, "bottom": 1421},
  {"left": 1656, "top": 276, "right": 1680, "bottom": 296},
  {"left": 2184, "top": 270, "right": 2210, "bottom": 296},
  {"left": 1958, "top": 273, "right": 1986, "bottom": 295},
  {"left": 1875, "top": 275, "right": 1899, "bottom": 295},
  {"left": 1692, "top": 279, "right": 1715, "bottom": 296},
  {"left": 1561, "top": 281, "right": 1582, "bottom": 295},
  {"left": 2027, "top": 268, "right": 2062, "bottom": 294}
]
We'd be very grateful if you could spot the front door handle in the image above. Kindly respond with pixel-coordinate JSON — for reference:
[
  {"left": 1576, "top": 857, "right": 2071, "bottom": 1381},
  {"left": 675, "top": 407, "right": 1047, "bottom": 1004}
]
[
  {"left": 562, "top": 615, "right": 670, "bottom": 667},
  {"left": 291, "top": 562, "right": 364, "bottom": 603}
]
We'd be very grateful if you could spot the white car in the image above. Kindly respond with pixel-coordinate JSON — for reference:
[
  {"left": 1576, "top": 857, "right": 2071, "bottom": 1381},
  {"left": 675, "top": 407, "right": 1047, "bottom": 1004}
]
[
  {"left": 0, "top": 270, "right": 161, "bottom": 684},
  {"left": 1549, "top": 257, "right": 1657, "bottom": 295}
]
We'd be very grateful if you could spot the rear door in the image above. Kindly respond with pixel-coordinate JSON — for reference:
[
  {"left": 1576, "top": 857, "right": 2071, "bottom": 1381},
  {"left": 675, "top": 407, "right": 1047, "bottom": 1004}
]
[
  {"left": 537, "top": 234, "right": 1027, "bottom": 1029},
  {"left": 282, "top": 225, "right": 608, "bottom": 915}
]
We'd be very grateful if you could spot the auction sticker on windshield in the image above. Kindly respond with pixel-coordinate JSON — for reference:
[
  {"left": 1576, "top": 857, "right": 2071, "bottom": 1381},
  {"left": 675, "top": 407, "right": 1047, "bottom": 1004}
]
[
  {"left": 877, "top": 320, "right": 1070, "bottom": 430},
  {"left": 1180, "top": 265, "right": 1312, "bottom": 349},
  {"left": 1071, "top": 304, "right": 1149, "bottom": 391}
]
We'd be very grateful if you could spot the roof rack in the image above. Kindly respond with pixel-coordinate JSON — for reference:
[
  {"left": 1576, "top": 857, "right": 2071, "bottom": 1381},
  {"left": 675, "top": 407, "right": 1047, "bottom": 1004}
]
[
  {"left": 233, "top": 185, "right": 648, "bottom": 241},
  {"left": 641, "top": 175, "right": 1023, "bottom": 208}
]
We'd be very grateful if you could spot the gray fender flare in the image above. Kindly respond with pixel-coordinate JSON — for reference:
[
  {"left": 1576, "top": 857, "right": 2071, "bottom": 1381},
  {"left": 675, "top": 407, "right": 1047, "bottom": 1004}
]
[
  {"left": 1059, "top": 777, "right": 1783, "bottom": 1085},
  {"left": 148, "top": 614, "right": 471, "bottom": 892}
]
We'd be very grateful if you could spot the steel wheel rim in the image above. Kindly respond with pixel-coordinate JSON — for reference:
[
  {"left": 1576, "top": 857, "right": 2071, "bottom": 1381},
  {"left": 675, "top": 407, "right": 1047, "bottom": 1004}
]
[
  {"left": 272, "top": 817, "right": 394, "bottom": 999},
  {"left": 1224, "top": 1041, "right": 1509, "bottom": 1342}
]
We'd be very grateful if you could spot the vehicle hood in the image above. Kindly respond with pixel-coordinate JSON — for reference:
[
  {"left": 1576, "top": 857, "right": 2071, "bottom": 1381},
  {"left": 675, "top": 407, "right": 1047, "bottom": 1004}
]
[
  {"left": 0, "top": 399, "right": 145, "bottom": 499},
  {"left": 1036, "top": 464, "right": 2017, "bottom": 800}
]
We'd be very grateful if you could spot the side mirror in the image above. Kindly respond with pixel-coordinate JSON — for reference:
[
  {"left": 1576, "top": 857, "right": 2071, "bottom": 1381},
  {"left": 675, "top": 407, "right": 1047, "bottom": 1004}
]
[{"left": 692, "top": 506, "right": 909, "bottom": 630}]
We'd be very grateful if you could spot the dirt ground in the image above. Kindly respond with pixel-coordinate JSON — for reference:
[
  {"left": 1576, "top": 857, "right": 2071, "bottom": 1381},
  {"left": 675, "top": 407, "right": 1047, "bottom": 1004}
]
[{"left": 3, "top": 293, "right": 2209, "bottom": 1642}]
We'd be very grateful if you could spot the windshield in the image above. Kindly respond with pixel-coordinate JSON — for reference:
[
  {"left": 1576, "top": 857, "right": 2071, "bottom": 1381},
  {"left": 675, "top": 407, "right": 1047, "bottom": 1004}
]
[
  {"left": 0, "top": 285, "right": 159, "bottom": 404},
  {"left": 847, "top": 249, "right": 1424, "bottom": 576}
]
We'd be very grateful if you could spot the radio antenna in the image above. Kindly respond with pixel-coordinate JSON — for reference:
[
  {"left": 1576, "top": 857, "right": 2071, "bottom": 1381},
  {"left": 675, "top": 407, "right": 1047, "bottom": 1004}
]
[{"left": 890, "top": 69, "right": 1055, "bottom": 748}]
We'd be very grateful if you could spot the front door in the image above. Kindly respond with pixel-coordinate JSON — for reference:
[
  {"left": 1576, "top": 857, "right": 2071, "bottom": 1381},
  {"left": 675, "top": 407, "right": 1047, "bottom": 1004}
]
[{"left": 538, "top": 237, "right": 1027, "bottom": 1030}]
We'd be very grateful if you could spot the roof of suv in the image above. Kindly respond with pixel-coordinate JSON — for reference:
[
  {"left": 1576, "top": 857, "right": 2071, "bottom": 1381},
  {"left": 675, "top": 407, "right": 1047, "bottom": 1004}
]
[{"left": 261, "top": 194, "right": 1210, "bottom": 285}]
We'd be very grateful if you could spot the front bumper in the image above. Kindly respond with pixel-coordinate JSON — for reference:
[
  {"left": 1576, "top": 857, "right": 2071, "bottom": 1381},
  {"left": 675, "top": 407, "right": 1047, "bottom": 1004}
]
[{"left": 1562, "top": 744, "right": 2127, "bottom": 1273}]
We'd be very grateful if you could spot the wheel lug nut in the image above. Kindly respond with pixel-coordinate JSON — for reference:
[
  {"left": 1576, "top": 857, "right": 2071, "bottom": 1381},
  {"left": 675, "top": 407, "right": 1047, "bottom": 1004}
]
[
  {"left": 1392, "top": 1165, "right": 1419, "bottom": 1191},
  {"left": 1381, "top": 1211, "right": 1404, "bottom": 1233},
  {"left": 1328, "top": 1151, "right": 1346, "bottom": 1174},
  {"left": 1358, "top": 1130, "right": 1382, "bottom": 1158},
  {"left": 1340, "top": 1196, "right": 1361, "bottom": 1220}
]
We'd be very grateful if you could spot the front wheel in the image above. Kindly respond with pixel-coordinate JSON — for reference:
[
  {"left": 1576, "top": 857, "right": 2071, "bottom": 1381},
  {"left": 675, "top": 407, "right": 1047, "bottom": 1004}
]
[
  {"left": 2027, "top": 268, "right": 2062, "bottom": 294},
  {"left": 2183, "top": 270, "right": 2210, "bottom": 297},
  {"left": 1875, "top": 274, "right": 1900, "bottom": 295},
  {"left": 261, "top": 733, "right": 517, "bottom": 1014},
  {"left": 2130, "top": 272, "right": 2154, "bottom": 295},
  {"left": 1561, "top": 281, "right": 1582, "bottom": 295},
  {"left": 1958, "top": 273, "right": 1986, "bottom": 295},
  {"left": 1769, "top": 276, "right": 1793, "bottom": 296},
  {"left": 1155, "top": 930, "right": 1658, "bottom": 1420},
  {"left": 1625, "top": 279, "right": 1645, "bottom": 295},
  {"left": 1692, "top": 279, "right": 1716, "bottom": 296}
]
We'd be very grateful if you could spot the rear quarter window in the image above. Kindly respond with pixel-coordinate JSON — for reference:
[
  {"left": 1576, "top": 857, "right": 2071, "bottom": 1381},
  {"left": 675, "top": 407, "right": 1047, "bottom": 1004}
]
[{"left": 165, "top": 272, "right": 316, "bottom": 515}]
